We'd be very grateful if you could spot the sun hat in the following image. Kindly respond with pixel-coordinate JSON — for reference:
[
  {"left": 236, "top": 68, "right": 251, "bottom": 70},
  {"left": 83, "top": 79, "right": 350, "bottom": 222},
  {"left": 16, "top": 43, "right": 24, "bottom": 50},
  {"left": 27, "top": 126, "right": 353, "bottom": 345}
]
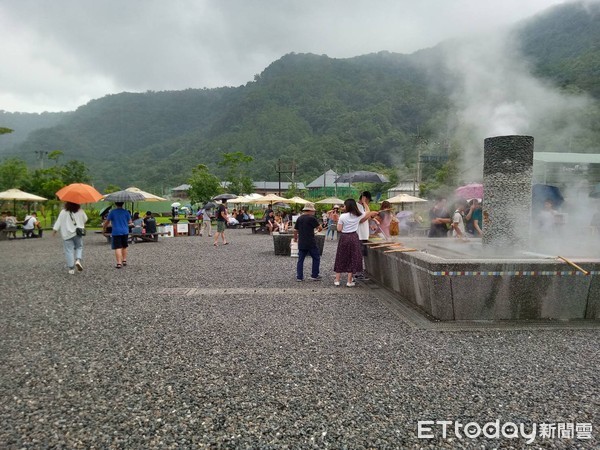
[{"left": 302, "top": 203, "right": 316, "bottom": 211}]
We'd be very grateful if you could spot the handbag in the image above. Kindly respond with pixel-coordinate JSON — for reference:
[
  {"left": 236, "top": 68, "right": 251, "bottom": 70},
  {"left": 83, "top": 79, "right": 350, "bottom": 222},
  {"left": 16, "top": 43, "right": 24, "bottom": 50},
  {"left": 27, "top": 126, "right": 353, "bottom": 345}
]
[
  {"left": 70, "top": 212, "right": 86, "bottom": 236},
  {"left": 389, "top": 217, "right": 399, "bottom": 236}
]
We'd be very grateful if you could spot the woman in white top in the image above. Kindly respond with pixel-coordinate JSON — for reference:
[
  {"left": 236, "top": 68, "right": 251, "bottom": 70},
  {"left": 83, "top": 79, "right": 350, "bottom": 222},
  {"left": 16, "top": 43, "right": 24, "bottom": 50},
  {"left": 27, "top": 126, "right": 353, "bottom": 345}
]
[
  {"left": 333, "top": 198, "right": 369, "bottom": 287},
  {"left": 52, "top": 202, "right": 88, "bottom": 274}
]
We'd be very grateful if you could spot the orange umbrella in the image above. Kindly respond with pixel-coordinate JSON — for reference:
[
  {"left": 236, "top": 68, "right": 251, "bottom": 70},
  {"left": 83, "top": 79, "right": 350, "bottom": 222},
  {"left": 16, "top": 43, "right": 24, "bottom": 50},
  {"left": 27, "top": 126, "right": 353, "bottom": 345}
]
[{"left": 56, "top": 183, "right": 103, "bottom": 204}]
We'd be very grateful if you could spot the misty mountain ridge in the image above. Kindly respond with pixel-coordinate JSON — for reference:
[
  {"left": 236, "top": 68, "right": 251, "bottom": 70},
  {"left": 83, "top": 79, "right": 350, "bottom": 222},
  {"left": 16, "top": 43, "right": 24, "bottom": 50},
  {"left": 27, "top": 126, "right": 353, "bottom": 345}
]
[{"left": 1, "top": 1, "right": 598, "bottom": 191}]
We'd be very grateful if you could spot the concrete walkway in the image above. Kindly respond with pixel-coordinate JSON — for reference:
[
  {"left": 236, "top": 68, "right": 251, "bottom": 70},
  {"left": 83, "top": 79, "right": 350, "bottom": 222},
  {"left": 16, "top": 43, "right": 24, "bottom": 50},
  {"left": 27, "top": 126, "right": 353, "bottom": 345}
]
[{"left": 1, "top": 230, "right": 598, "bottom": 448}]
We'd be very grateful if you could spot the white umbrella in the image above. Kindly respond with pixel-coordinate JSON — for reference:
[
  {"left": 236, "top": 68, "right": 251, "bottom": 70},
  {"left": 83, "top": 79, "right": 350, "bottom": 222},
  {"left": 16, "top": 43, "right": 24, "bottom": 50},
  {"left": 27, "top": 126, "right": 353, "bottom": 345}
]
[
  {"left": 385, "top": 194, "right": 427, "bottom": 204},
  {"left": 246, "top": 193, "right": 264, "bottom": 200},
  {"left": 0, "top": 188, "right": 47, "bottom": 215},
  {"left": 249, "top": 193, "right": 288, "bottom": 204},
  {"left": 315, "top": 197, "right": 345, "bottom": 205},
  {"left": 0, "top": 188, "right": 47, "bottom": 202},
  {"left": 227, "top": 195, "right": 250, "bottom": 204},
  {"left": 286, "top": 196, "right": 310, "bottom": 205}
]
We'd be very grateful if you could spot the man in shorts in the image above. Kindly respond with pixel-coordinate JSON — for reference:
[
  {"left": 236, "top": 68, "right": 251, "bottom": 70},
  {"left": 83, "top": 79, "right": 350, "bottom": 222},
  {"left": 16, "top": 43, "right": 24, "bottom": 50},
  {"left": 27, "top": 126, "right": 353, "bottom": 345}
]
[
  {"left": 104, "top": 202, "right": 133, "bottom": 268},
  {"left": 213, "top": 199, "right": 229, "bottom": 246}
]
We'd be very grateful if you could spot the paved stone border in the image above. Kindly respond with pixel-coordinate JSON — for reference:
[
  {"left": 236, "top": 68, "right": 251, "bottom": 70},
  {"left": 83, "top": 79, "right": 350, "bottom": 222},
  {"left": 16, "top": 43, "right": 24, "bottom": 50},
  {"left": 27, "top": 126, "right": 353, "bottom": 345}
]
[{"left": 364, "top": 281, "right": 600, "bottom": 331}]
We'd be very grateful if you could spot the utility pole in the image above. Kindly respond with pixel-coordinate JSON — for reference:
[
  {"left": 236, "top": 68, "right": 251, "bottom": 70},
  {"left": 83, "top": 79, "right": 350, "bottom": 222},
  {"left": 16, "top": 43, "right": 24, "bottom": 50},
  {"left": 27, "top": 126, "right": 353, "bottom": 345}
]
[
  {"left": 34, "top": 151, "right": 48, "bottom": 169},
  {"left": 415, "top": 134, "right": 427, "bottom": 196},
  {"left": 276, "top": 159, "right": 297, "bottom": 196}
]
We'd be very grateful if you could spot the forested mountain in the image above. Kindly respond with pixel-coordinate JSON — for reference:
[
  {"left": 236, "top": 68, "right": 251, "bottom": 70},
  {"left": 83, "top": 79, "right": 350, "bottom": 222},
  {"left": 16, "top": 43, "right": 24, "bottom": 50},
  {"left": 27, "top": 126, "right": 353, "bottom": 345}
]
[
  {"left": 2, "top": 1, "right": 599, "bottom": 192},
  {"left": 0, "top": 110, "right": 67, "bottom": 152},
  {"left": 516, "top": 1, "right": 600, "bottom": 98}
]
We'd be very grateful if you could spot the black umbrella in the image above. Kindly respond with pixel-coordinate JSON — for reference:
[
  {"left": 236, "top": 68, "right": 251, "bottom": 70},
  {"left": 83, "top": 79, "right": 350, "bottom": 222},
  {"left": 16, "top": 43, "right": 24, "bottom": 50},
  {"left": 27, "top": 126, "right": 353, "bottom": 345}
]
[
  {"left": 99, "top": 206, "right": 112, "bottom": 218},
  {"left": 102, "top": 190, "right": 146, "bottom": 202},
  {"left": 203, "top": 201, "right": 217, "bottom": 209},
  {"left": 590, "top": 183, "right": 600, "bottom": 199},
  {"left": 212, "top": 193, "right": 238, "bottom": 201},
  {"left": 334, "top": 171, "right": 389, "bottom": 184},
  {"left": 532, "top": 184, "right": 564, "bottom": 209}
]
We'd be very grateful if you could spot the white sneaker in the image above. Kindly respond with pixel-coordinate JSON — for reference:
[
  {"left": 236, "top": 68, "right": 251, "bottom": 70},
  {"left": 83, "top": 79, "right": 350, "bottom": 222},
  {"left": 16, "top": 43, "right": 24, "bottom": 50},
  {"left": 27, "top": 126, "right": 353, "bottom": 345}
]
[
  {"left": 75, "top": 260, "right": 83, "bottom": 271},
  {"left": 334, "top": 281, "right": 340, "bottom": 286},
  {"left": 346, "top": 282, "right": 356, "bottom": 287},
  {"left": 68, "top": 269, "right": 75, "bottom": 275}
]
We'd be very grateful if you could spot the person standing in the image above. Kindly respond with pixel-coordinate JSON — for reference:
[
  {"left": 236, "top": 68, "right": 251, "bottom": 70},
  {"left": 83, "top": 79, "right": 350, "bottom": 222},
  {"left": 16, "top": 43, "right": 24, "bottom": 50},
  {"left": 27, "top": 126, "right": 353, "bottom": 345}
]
[
  {"left": 293, "top": 203, "right": 322, "bottom": 281},
  {"left": 355, "top": 191, "right": 378, "bottom": 280},
  {"left": 200, "top": 207, "right": 213, "bottom": 237},
  {"left": 214, "top": 199, "right": 229, "bottom": 246},
  {"left": 104, "top": 202, "right": 133, "bottom": 268},
  {"left": 452, "top": 200, "right": 468, "bottom": 238},
  {"left": 536, "top": 200, "right": 557, "bottom": 233},
  {"left": 377, "top": 200, "right": 393, "bottom": 239},
  {"left": 465, "top": 198, "right": 483, "bottom": 236},
  {"left": 334, "top": 199, "right": 369, "bottom": 287},
  {"left": 326, "top": 205, "right": 340, "bottom": 240},
  {"left": 52, "top": 202, "right": 88, "bottom": 274},
  {"left": 428, "top": 196, "right": 451, "bottom": 237}
]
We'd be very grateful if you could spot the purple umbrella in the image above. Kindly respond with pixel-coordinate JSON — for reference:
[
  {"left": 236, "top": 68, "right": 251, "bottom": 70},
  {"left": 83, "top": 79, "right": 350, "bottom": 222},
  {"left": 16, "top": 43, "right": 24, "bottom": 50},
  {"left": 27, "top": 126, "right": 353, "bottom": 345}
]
[
  {"left": 455, "top": 183, "right": 483, "bottom": 200},
  {"left": 396, "top": 211, "right": 414, "bottom": 219}
]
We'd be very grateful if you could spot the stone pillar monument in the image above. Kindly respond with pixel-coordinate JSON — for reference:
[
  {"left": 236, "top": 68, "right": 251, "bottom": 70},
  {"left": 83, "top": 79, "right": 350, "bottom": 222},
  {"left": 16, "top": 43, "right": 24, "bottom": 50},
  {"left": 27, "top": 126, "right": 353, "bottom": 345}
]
[{"left": 482, "top": 135, "right": 534, "bottom": 252}]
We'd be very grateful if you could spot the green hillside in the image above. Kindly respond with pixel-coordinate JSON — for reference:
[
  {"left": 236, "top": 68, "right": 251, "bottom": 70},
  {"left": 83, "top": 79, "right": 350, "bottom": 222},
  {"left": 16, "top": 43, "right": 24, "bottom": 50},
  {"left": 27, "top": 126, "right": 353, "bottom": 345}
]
[{"left": 516, "top": 1, "right": 600, "bottom": 97}]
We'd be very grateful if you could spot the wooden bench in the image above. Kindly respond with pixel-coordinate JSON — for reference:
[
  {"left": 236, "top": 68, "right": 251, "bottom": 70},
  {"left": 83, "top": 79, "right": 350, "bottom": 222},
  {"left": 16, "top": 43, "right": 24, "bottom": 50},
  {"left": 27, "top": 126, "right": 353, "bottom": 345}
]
[
  {"left": 242, "top": 221, "right": 270, "bottom": 234},
  {"left": 96, "top": 231, "right": 170, "bottom": 243},
  {"left": 1, "top": 226, "right": 47, "bottom": 239}
]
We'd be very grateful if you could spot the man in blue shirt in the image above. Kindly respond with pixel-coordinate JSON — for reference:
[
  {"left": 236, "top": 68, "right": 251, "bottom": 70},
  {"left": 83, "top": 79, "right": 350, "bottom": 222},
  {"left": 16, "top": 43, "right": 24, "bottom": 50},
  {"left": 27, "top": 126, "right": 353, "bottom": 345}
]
[{"left": 104, "top": 202, "right": 133, "bottom": 268}]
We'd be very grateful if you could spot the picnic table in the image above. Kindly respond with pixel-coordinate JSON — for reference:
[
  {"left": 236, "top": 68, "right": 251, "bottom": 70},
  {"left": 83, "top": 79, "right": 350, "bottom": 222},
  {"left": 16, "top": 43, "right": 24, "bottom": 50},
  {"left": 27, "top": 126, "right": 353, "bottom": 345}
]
[{"left": 240, "top": 220, "right": 269, "bottom": 234}]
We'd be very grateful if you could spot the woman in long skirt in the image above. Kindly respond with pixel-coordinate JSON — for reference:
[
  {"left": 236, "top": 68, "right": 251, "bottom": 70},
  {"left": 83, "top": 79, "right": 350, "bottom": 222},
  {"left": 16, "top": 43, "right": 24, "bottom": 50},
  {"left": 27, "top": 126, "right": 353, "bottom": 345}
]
[{"left": 334, "top": 198, "right": 371, "bottom": 287}]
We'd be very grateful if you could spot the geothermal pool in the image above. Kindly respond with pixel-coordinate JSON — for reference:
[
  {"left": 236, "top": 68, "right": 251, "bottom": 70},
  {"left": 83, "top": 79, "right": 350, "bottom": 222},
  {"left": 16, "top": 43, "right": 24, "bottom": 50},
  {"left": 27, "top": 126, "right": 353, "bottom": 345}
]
[{"left": 365, "top": 237, "right": 600, "bottom": 321}]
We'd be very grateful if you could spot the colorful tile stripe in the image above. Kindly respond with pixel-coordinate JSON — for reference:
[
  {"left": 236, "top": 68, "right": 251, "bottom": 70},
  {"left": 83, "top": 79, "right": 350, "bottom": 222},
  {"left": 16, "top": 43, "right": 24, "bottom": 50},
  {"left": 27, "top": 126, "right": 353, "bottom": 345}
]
[
  {"left": 430, "top": 270, "right": 599, "bottom": 277},
  {"left": 392, "top": 259, "right": 599, "bottom": 277}
]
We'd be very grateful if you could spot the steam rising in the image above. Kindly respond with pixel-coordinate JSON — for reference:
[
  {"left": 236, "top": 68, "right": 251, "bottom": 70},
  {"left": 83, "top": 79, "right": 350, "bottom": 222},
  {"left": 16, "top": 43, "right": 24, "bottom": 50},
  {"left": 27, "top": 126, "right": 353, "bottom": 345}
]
[
  {"left": 442, "top": 30, "right": 593, "bottom": 182},
  {"left": 435, "top": 17, "right": 599, "bottom": 258}
]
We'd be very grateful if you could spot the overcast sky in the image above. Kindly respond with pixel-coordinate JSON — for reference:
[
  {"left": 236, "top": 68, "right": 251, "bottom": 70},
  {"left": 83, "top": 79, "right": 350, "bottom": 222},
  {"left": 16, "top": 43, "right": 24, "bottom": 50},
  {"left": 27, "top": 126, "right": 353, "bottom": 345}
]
[{"left": 1, "top": 0, "right": 568, "bottom": 113}]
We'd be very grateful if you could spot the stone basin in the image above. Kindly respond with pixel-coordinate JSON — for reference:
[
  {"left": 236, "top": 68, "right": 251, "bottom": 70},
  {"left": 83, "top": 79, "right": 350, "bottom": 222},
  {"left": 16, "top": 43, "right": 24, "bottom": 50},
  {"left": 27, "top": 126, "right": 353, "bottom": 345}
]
[
  {"left": 365, "top": 237, "right": 600, "bottom": 321},
  {"left": 273, "top": 232, "right": 326, "bottom": 256}
]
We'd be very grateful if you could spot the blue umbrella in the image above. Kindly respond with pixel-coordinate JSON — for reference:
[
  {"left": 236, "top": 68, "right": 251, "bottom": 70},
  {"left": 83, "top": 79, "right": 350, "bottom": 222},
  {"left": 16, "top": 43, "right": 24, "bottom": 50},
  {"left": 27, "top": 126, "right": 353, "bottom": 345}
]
[{"left": 532, "top": 184, "right": 564, "bottom": 209}]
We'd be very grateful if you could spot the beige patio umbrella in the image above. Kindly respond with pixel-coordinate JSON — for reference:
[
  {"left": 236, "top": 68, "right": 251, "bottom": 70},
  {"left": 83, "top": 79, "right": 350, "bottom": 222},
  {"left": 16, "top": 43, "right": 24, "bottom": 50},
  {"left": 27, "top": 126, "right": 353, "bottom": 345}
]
[
  {"left": 227, "top": 196, "right": 243, "bottom": 204},
  {"left": 247, "top": 193, "right": 264, "bottom": 200},
  {"left": 249, "top": 193, "right": 288, "bottom": 204},
  {"left": 286, "top": 196, "right": 309, "bottom": 205},
  {"left": 125, "top": 186, "right": 166, "bottom": 201},
  {"left": 0, "top": 188, "right": 47, "bottom": 202},
  {"left": 385, "top": 193, "right": 428, "bottom": 211},
  {"left": 0, "top": 188, "right": 47, "bottom": 214},
  {"left": 315, "top": 196, "right": 345, "bottom": 205},
  {"left": 386, "top": 193, "right": 427, "bottom": 204}
]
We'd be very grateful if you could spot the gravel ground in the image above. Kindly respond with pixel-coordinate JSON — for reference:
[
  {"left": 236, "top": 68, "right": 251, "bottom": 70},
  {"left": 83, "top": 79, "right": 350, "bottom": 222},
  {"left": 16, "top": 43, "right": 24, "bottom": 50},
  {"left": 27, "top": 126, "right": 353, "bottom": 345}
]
[{"left": 1, "top": 230, "right": 598, "bottom": 449}]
